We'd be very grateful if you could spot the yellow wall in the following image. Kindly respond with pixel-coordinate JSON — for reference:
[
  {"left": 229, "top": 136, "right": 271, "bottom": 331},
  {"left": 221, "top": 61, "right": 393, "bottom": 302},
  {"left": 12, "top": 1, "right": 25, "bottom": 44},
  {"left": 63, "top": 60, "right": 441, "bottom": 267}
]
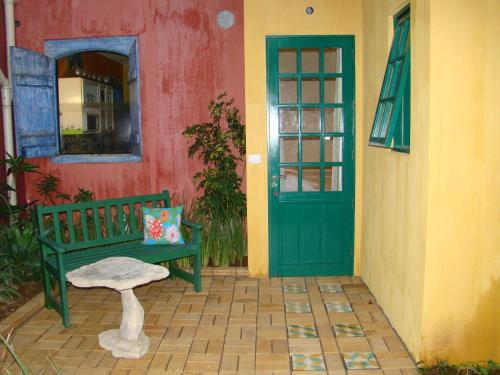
[
  {"left": 244, "top": 0, "right": 500, "bottom": 362},
  {"left": 361, "top": 0, "right": 500, "bottom": 361},
  {"left": 360, "top": 0, "right": 430, "bottom": 358},
  {"left": 420, "top": 0, "right": 500, "bottom": 362},
  {"left": 244, "top": 0, "right": 364, "bottom": 276}
]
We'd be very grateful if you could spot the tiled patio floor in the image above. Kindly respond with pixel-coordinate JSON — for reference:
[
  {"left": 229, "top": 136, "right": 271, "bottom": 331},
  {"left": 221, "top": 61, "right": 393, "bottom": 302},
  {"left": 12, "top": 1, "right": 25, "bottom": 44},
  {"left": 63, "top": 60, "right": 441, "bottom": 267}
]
[{"left": 2, "top": 275, "right": 416, "bottom": 374}]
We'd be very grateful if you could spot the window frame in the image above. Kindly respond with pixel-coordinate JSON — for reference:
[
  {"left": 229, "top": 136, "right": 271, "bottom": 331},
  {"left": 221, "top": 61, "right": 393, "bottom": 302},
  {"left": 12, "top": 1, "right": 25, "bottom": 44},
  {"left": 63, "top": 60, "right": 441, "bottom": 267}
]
[
  {"left": 369, "top": 6, "right": 410, "bottom": 153},
  {"left": 45, "top": 36, "right": 142, "bottom": 163}
]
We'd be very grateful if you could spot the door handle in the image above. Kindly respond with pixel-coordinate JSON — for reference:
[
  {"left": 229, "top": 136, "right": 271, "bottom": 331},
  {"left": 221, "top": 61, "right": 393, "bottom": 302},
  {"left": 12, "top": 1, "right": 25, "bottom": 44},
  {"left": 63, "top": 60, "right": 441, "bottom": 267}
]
[{"left": 271, "top": 174, "right": 286, "bottom": 189}]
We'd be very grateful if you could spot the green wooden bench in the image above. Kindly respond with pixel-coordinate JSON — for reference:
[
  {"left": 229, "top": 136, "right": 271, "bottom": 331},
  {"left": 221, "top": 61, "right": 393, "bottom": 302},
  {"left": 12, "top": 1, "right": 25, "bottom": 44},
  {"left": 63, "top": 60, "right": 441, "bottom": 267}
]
[{"left": 35, "top": 190, "right": 202, "bottom": 328}]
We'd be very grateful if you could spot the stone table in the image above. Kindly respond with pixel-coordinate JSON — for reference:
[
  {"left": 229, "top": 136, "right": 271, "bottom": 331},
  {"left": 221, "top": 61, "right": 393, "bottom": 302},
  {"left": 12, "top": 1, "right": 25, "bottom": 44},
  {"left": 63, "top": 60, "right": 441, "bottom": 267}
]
[{"left": 66, "top": 257, "right": 169, "bottom": 358}]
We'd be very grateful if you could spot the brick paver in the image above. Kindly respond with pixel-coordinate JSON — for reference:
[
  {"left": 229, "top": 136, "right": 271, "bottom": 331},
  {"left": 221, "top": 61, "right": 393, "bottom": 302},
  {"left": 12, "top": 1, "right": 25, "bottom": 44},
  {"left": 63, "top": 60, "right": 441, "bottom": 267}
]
[{"left": 1, "top": 276, "right": 417, "bottom": 374}]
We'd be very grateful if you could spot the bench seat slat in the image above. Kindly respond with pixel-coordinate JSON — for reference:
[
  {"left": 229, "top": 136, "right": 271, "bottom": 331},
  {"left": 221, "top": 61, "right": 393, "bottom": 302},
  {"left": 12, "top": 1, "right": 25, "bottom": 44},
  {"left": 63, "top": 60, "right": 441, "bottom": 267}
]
[{"left": 47, "top": 242, "right": 198, "bottom": 273}]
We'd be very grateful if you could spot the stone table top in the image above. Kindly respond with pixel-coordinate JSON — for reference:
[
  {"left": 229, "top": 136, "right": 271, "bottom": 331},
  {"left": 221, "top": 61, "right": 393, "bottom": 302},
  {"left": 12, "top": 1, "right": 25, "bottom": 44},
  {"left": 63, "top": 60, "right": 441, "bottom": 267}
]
[{"left": 66, "top": 257, "right": 169, "bottom": 291}]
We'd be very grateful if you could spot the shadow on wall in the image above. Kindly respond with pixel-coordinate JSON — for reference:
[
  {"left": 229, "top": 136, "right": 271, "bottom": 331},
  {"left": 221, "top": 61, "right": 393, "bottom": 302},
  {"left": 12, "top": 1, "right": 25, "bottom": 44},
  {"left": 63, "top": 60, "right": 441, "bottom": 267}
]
[{"left": 421, "top": 276, "right": 500, "bottom": 362}]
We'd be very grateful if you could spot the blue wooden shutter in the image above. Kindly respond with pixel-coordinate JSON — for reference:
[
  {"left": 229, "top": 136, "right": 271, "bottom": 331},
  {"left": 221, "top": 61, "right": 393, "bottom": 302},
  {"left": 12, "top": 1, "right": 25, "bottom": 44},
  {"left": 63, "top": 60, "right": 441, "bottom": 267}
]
[
  {"left": 11, "top": 47, "right": 58, "bottom": 158},
  {"left": 128, "top": 40, "right": 141, "bottom": 156}
]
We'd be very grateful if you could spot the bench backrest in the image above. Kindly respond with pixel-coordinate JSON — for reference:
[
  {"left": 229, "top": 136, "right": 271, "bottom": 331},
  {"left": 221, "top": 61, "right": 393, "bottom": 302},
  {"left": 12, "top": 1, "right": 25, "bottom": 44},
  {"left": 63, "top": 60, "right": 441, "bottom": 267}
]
[{"left": 36, "top": 190, "right": 171, "bottom": 251}]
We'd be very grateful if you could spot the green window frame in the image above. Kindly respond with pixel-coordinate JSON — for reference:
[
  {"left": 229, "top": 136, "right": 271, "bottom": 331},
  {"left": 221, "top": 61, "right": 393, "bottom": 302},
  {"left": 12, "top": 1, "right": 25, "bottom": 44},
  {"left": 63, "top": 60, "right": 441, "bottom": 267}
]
[{"left": 369, "top": 6, "right": 410, "bottom": 152}]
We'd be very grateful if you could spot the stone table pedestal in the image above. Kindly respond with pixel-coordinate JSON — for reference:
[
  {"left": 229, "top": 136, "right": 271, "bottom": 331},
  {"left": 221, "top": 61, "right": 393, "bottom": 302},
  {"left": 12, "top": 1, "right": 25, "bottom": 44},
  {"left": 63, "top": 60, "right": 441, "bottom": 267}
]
[{"left": 66, "top": 257, "right": 169, "bottom": 359}]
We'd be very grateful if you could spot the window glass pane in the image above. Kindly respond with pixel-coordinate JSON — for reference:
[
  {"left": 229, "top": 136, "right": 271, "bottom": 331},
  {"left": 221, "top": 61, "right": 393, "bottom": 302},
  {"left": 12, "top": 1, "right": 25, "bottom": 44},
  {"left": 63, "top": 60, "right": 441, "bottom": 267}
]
[
  {"left": 280, "top": 137, "right": 298, "bottom": 163},
  {"left": 301, "top": 49, "right": 319, "bottom": 73},
  {"left": 302, "top": 78, "right": 320, "bottom": 103},
  {"left": 324, "top": 78, "right": 342, "bottom": 103},
  {"left": 279, "top": 108, "right": 298, "bottom": 133},
  {"left": 389, "top": 61, "right": 401, "bottom": 97},
  {"left": 58, "top": 51, "right": 131, "bottom": 155},
  {"left": 302, "top": 107, "right": 320, "bottom": 133},
  {"left": 279, "top": 49, "right": 297, "bottom": 73},
  {"left": 324, "top": 137, "right": 342, "bottom": 162},
  {"left": 324, "top": 166, "right": 342, "bottom": 191},
  {"left": 380, "top": 102, "right": 394, "bottom": 138},
  {"left": 279, "top": 79, "right": 297, "bottom": 104},
  {"left": 324, "top": 48, "right": 342, "bottom": 73},
  {"left": 325, "top": 107, "right": 343, "bottom": 132},
  {"left": 302, "top": 137, "right": 320, "bottom": 162},
  {"left": 302, "top": 166, "right": 321, "bottom": 192},
  {"left": 280, "top": 167, "right": 298, "bottom": 192},
  {"left": 280, "top": 78, "right": 297, "bottom": 104}
]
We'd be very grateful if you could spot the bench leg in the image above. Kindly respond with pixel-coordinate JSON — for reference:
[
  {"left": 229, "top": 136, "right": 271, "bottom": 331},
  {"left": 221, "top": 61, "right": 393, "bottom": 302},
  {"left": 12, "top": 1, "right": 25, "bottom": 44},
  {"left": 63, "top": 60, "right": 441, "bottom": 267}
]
[
  {"left": 168, "top": 261, "right": 177, "bottom": 280},
  {"left": 193, "top": 251, "right": 202, "bottom": 292},
  {"left": 56, "top": 254, "right": 71, "bottom": 328},
  {"left": 41, "top": 252, "right": 53, "bottom": 309},
  {"left": 59, "top": 277, "right": 71, "bottom": 328}
]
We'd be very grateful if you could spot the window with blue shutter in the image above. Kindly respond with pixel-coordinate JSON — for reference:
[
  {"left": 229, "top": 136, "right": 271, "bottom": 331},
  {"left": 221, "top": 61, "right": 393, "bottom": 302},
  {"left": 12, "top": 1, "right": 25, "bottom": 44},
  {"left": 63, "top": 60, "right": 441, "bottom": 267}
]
[
  {"left": 369, "top": 6, "right": 410, "bottom": 152},
  {"left": 11, "top": 36, "right": 142, "bottom": 162},
  {"left": 11, "top": 47, "right": 59, "bottom": 158}
]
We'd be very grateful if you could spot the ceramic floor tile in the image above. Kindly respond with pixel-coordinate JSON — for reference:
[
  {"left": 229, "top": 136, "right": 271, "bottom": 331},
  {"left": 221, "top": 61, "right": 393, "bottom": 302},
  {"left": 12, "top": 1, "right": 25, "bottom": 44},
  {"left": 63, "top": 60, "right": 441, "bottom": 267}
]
[
  {"left": 283, "top": 284, "right": 307, "bottom": 294},
  {"left": 333, "top": 323, "right": 365, "bottom": 337},
  {"left": 287, "top": 324, "right": 319, "bottom": 338},
  {"left": 286, "top": 302, "right": 312, "bottom": 313},
  {"left": 342, "top": 352, "right": 379, "bottom": 370},
  {"left": 326, "top": 302, "right": 353, "bottom": 313},
  {"left": 318, "top": 284, "right": 343, "bottom": 293},
  {"left": 291, "top": 353, "right": 327, "bottom": 371}
]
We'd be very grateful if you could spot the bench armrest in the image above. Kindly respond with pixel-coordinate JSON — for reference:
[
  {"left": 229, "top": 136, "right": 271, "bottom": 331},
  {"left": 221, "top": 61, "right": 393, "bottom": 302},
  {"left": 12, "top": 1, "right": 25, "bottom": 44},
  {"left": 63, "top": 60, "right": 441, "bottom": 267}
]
[
  {"left": 36, "top": 235, "right": 65, "bottom": 254},
  {"left": 181, "top": 219, "right": 202, "bottom": 230}
]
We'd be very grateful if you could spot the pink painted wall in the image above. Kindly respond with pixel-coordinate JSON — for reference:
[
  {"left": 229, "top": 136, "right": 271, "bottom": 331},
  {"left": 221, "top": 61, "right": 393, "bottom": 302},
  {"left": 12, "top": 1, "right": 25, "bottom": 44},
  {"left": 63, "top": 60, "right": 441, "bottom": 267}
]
[{"left": 14, "top": 0, "right": 245, "bottom": 202}]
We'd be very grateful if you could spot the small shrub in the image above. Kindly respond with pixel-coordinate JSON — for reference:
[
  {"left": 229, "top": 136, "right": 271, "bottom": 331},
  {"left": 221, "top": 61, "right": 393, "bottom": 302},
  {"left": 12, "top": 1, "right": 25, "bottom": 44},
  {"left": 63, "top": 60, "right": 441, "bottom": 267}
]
[
  {"left": 417, "top": 359, "right": 500, "bottom": 375},
  {"left": 183, "top": 92, "right": 247, "bottom": 266}
]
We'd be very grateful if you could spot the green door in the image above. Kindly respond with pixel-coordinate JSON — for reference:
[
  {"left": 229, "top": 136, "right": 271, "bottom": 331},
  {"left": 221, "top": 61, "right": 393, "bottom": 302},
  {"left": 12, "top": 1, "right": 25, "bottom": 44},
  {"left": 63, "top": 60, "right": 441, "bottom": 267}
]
[{"left": 267, "top": 36, "right": 355, "bottom": 276}]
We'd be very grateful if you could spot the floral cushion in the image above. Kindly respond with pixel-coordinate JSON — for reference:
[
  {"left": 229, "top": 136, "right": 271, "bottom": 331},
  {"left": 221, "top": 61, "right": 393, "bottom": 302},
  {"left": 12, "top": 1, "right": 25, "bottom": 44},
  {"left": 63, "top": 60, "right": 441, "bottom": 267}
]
[{"left": 143, "top": 206, "right": 185, "bottom": 245}]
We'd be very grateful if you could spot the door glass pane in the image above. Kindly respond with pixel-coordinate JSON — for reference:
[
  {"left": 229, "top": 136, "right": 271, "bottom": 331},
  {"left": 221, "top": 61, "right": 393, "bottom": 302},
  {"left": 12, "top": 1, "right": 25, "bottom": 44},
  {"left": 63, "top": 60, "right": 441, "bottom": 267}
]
[
  {"left": 302, "top": 79, "right": 320, "bottom": 103},
  {"left": 324, "top": 166, "right": 342, "bottom": 191},
  {"left": 324, "top": 78, "right": 342, "bottom": 103},
  {"left": 280, "top": 167, "right": 298, "bottom": 192},
  {"left": 301, "top": 48, "right": 319, "bottom": 73},
  {"left": 324, "top": 48, "right": 342, "bottom": 73},
  {"left": 279, "top": 49, "right": 297, "bottom": 73},
  {"left": 302, "top": 137, "right": 320, "bottom": 162},
  {"left": 324, "top": 137, "right": 343, "bottom": 162},
  {"left": 325, "top": 107, "right": 343, "bottom": 132},
  {"left": 302, "top": 107, "right": 320, "bottom": 133},
  {"left": 302, "top": 166, "right": 321, "bottom": 192},
  {"left": 279, "top": 108, "right": 298, "bottom": 133},
  {"left": 280, "top": 79, "right": 297, "bottom": 104},
  {"left": 280, "top": 137, "right": 298, "bottom": 163}
]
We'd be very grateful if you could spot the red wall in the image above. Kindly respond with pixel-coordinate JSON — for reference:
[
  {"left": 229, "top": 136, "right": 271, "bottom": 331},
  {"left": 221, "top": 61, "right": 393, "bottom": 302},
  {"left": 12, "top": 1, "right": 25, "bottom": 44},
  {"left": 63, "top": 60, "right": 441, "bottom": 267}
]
[
  {"left": 15, "top": 0, "right": 245, "bottom": 202},
  {"left": 0, "top": 4, "right": 6, "bottom": 186}
]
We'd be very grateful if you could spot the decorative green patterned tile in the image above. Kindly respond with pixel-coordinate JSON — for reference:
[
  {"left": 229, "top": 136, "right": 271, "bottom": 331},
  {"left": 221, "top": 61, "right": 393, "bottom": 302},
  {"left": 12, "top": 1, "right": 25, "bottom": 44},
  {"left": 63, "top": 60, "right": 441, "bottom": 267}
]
[
  {"left": 285, "top": 302, "right": 311, "bottom": 313},
  {"left": 287, "top": 324, "right": 319, "bottom": 338},
  {"left": 325, "top": 301, "right": 353, "bottom": 313},
  {"left": 343, "top": 352, "right": 379, "bottom": 369},
  {"left": 291, "top": 353, "right": 326, "bottom": 371},
  {"left": 333, "top": 323, "right": 365, "bottom": 337},
  {"left": 283, "top": 284, "right": 307, "bottom": 293},
  {"left": 319, "top": 283, "right": 343, "bottom": 293}
]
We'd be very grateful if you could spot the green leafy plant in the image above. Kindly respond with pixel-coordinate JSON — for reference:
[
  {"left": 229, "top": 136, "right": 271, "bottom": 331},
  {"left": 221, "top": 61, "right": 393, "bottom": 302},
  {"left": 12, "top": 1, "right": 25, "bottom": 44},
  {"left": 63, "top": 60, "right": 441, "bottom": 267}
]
[
  {"left": 1, "top": 332, "right": 60, "bottom": 374},
  {"left": 73, "top": 188, "right": 94, "bottom": 203},
  {"left": 417, "top": 359, "right": 500, "bottom": 375},
  {"left": 183, "top": 92, "right": 247, "bottom": 266},
  {"left": 36, "top": 175, "right": 71, "bottom": 205}
]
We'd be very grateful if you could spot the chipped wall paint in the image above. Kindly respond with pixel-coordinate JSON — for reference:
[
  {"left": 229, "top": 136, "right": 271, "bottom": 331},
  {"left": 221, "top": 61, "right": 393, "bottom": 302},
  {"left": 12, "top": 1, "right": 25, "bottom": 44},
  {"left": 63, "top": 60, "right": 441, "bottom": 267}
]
[{"left": 13, "top": 0, "right": 245, "bottom": 202}]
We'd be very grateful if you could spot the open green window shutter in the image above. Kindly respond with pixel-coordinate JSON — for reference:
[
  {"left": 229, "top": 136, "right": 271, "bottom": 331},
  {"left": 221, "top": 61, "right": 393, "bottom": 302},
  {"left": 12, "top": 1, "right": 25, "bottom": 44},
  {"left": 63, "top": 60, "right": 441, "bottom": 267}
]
[
  {"left": 128, "top": 40, "right": 141, "bottom": 156},
  {"left": 11, "top": 47, "right": 58, "bottom": 158},
  {"left": 369, "top": 9, "right": 410, "bottom": 148}
]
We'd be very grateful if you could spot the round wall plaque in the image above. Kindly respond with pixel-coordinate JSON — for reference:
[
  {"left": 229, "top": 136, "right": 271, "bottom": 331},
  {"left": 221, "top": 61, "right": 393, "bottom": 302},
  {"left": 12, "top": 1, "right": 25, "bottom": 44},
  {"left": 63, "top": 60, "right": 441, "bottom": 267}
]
[{"left": 217, "top": 10, "right": 235, "bottom": 29}]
